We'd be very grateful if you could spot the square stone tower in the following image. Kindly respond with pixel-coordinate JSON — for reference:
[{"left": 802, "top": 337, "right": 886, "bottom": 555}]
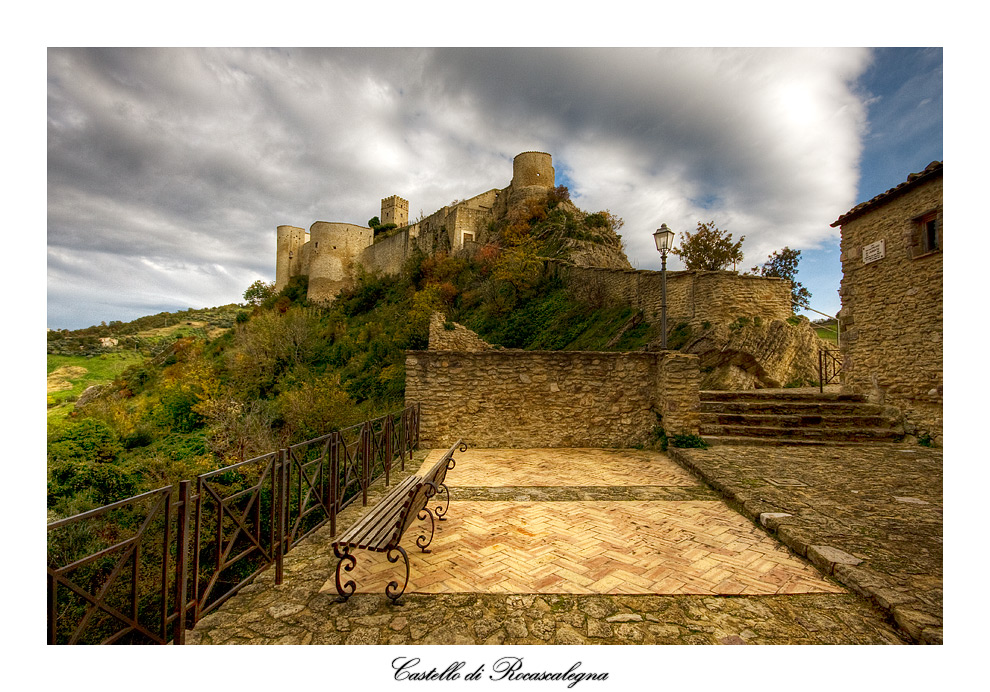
[{"left": 381, "top": 195, "right": 409, "bottom": 228}]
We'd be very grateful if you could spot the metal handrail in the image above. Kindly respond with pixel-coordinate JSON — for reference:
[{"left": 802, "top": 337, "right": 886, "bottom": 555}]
[
  {"left": 818, "top": 347, "right": 842, "bottom": 393},
  {"left": 798, "top": 304, "right": 840, "bottom": 347}
]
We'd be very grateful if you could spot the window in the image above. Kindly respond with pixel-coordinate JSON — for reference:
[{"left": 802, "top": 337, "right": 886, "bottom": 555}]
[
  {"left": 910, "top": 210, "right": 940, "bottom": 258},
  {"left": 923, "top": 216, "right": 938, "bottom": 252},
  {"left": 462, "top": 232, "right": 475, "bottom": 246}
]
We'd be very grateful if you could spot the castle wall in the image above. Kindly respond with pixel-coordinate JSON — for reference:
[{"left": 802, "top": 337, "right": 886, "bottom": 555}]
[
  {"left": 306, "top": 222, "right": 374, "bottom": 303},
  {"left": 404, "top": 350, "right": 700, "bottom": 448},
  {"left": 275, "top": 225, "right": 307, "bottom": 290},
  {"left": 360, "top": 225, "right": 421, "bottom": 277},
  {"left": 837, "top": 168, "right": 943, "bottom": 440},
  {"left": 557, "top": 264, "right": 792, "bottom": 329}
]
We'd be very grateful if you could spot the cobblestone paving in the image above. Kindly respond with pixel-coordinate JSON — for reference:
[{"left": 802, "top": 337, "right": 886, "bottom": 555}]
[
  {"left": 188, "top": 448, "right": 909, "bottom": 645},
  {"left": 668, "top": 443, "right": 942, "bottom": 644}
]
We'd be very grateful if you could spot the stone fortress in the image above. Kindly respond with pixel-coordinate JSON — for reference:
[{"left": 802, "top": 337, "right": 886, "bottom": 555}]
[
  {"left": 273, "top": 150, "right": 821, "bottom": 393},
  {"left": 276, "top": 151, "right": 565, "bottom": 303}
]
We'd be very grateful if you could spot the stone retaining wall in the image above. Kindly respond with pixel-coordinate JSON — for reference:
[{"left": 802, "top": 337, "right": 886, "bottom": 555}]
[
  {"left": 556, "top": 264, "right": 792, "bottom": 328},
  {"left": 404, "top": 350, "right": 700, "bottom": 448}
]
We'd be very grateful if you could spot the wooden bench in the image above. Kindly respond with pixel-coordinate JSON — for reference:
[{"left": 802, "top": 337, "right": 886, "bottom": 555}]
[{"left": 332, "top": 439, "right": 466, "bottom": 603}]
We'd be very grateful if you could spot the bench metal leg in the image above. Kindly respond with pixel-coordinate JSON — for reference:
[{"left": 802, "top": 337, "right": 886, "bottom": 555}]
[
  {"left": 433, "top": 484, "right": 451, "bottom": 521},
  {"left": 415, "top": 508, "right": 436, "bottom": 553},
  {"left": 384, "top": 546, "right": 410, "bottom": 604},
  {"left": 333, "top": 544, "right": 357, "bottom": 603}
]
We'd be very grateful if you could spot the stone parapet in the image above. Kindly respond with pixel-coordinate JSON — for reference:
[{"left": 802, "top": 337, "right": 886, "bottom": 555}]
[{"left": 404, "top": 350, "right": 700, "bottom": 448}]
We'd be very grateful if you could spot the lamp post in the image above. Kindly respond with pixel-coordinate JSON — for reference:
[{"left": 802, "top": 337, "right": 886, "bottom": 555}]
[{"left": 653, "top": 224, "right": 676, "bottom": 349}]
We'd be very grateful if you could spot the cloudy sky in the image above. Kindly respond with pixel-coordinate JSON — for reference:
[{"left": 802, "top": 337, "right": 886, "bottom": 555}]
[{"left": 47, "top": 46, "right": 942, "bottom": 330}]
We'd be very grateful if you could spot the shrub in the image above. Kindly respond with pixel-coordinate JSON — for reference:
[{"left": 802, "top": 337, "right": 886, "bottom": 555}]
[
  {"left": 546, "top": 185, "right": 571, "bottom": 208},
  {"left": 48, "top": 418, "right": 123, "bottom": 466},
  {"left": 670, "top": 434, "right": 709, "bottom": 449},
  {"left": 48, "top": 459, "right": 138, "bottom": 507},
  {"left": 666, "top": 322, "right": 693, "bottom": 350}
]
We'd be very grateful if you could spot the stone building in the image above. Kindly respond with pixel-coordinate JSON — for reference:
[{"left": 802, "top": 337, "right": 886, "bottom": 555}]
[{"left": 831, "top": 161, "right": 943, "bottom": 441}]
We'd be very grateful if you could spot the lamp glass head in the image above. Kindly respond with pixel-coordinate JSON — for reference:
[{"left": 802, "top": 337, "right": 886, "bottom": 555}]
[{"left": 654, "top": 224, "right": 675, "bottom": 252}]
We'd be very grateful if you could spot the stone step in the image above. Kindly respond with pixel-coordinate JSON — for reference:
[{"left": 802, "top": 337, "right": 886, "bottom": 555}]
[
  {"left": 700, "top": 412, "right": 890, "bottom": 429},
  {"left": 700, "top": 390, "right": 867, "bottom": 403},
  {"left": 701, "top": 436, "right": 902, "bottom": 448},
  {"left": 699, "top": 424, "right": 902, "bottom": 441},
  {"left": 700, "top": 401, "right": 884, "bottom": 416}
]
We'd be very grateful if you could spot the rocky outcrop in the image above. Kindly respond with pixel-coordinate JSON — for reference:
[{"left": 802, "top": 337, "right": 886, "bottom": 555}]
[
  {"left": 75, "top": 384, "right": 108, "bottom": 407},
  {"left": 564, "top": 237, "right": 632, "bottom": 270},
  {"left": 681, "top": 317, "right": 825, "bottom": 390}
]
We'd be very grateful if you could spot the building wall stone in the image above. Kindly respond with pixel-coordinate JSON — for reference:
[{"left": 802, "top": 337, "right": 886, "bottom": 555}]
[
  {"left": 404, "top": 350, "right": 700, "bottom": 448},
  {"left": 835, "top": 165, "right": 943, "bottom": 439}
]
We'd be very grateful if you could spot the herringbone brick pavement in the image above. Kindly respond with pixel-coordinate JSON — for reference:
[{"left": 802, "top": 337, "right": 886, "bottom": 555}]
[
  {"left": 321, "top": 448, "right": 843, "bottom": 598},
  {"left": 417, "top": 447, "right": 698, "bottom": 487}
]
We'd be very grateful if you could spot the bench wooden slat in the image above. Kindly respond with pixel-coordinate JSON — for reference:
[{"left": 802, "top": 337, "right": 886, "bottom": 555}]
[
  {"left": 337, "top": 476, "right": 418, "bottom": 549},
  {"left": 338, "top": 476, "right": 416, "bottom": 543}
]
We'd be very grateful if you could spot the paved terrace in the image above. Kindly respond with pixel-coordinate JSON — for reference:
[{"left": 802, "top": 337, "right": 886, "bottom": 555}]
[{"left": 187, "top": 445, "right": 939, "bottom": 645}]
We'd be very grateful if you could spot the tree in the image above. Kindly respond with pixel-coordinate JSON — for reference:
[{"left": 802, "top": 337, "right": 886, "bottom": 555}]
[
  {"left": 368, "top": 216, "right": 381, "bottom": 229},
  {"left": 673, "top": 221, "right": 745, "bottom": 271},
  {"left": 243, "top": 280, "right": 276, "bottom": 306},
  {"left": 752, "top": 246, "right": 811, "bottom": 308}
]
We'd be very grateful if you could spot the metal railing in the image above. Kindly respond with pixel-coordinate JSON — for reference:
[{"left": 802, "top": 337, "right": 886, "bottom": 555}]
[
  {"left": 47, "top": 404, "right": 420, "bottom": 645},
  {"left": 799, "top": 305, "right": 840, "bottom": 347},
  {"left": 818, "top": 348, "right": 842, "bottom": 393}
]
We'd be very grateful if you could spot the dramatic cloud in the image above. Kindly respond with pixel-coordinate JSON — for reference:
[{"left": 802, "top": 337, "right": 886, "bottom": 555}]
[{"left": 49, "top": 47, "right": 937, "bottom": 329}]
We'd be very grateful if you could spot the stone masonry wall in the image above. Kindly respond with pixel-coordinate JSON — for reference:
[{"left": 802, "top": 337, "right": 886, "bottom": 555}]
[
  {"left": 837, "top": 173, "right": 943, "bottom": 439},
  {"left": 428, "top": 313, "right": 494, "bottom": 351},
  {"left": 556, "top": 264, "right": 791, "bottom": 329},
  {"left": 404, "top": 350, "right": 700, "bottom": 448},
  {"left": 360, "top": 226, "right": 420, "bottom": 277}
]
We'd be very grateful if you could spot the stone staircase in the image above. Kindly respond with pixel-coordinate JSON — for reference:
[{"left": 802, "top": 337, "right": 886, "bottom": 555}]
[{"left": 700, "top": 390, "right": 904, "bottom": 446}]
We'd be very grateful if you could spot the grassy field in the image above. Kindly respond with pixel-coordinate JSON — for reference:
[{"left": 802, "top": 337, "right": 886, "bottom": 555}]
[
  {"left": 47, "top": 352, "right": 145, "bottom": 420},
  {"left": 814, "top": 321, "right": 839, "bottom": 346}
]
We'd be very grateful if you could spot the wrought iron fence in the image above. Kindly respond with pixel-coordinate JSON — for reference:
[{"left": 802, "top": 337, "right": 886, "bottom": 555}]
[{"left": 47, "top": 404, "right": 420, "bottom": 645}]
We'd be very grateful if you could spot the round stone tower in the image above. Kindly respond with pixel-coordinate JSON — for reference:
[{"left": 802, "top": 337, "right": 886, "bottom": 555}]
[
  {"left": 506, "top": 151, "right": 555, "bottom": 211},
  {"left": 511, "top": 151, "right": 555, "bottom": 189},
  {"left": 306, "top": 221, "right": 374, "bottom": 303},
  {"left": 275, "top": 225, "right": 307, "bottom": 290}
]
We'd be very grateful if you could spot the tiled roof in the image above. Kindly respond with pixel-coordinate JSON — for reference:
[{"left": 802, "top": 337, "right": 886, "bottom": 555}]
[{"left": 830, "top": 161, "right": 942, "bottom": 227}]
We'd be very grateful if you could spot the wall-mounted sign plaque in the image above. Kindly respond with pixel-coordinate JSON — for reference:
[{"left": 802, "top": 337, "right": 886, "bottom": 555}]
[{"left": 862, "top": 239, "right": 885, "bottom": 264}]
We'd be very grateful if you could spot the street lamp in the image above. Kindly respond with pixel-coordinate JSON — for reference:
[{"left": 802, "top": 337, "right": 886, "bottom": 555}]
[{"left": 653, "top": 224, "right": 676, "bottom": 349}]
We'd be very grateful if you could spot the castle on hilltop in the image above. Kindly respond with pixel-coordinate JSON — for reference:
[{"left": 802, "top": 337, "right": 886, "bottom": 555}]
[{"left": 275, "top": 151, "right": 558, "bottom": 303}]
